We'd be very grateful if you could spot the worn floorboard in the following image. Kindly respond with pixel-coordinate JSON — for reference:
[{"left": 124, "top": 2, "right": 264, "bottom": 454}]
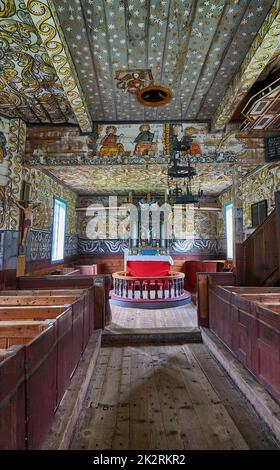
[
  {"left": 110, "top": 303, "right": 197, "bottom": 329},
  {"left": 71, "top": 343, "right": 278, "bottom": 450}
]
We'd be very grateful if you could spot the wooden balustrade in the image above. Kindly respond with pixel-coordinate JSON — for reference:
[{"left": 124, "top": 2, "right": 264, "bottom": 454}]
[{"left": 112, "top": 271, "right": 185, "bottom": 300}]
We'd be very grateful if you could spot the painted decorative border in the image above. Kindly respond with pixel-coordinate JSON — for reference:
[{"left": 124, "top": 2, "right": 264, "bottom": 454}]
[
  {"left": 27, "top": 231, "right": 78, "bottom": 261},
  {"left": 27, "top": 230, "right": 51, "bottom": 261},
  {"left": 24, "top": 0, "right": 92, "bottom": 132},
  {"left": 65, "top": 234, "right": 78, "bottom": 258},
  {"left": 24, "top": 153, "right": 238, "bottom": 166},
  {"left": 6, "top": 119, "right": 26, "bottom": 231},
  {"left": 78, "top": 238, "right": 226, "bottom": 256},
  {"left": 212, "top": 1, "right": 280, "bottom": 129}
]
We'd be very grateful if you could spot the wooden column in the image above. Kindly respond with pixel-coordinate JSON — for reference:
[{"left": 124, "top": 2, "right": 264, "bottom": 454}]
[
  {"left": 276, "top": 191, "right": 280, "bottom": 268},
  {"left": 232, "top": 164, "right": 244, "bottom": 285}
]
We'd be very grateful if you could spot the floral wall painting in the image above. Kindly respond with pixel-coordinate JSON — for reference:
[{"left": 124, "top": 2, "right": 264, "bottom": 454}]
[{"left": 0, "top": 117, "right": 9, "bottom": 163}]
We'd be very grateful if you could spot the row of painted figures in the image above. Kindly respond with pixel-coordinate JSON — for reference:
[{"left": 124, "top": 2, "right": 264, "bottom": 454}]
[{"left": 98, "top": 124, "right": 201, "bottom": 157}]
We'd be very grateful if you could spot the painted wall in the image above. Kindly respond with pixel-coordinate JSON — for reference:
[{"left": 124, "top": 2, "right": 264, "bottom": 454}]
[
  {"left": 23, "top": 168, "right": 78, "bottom": 263},
  {"left": 218, "top": 163, "right": 280, "bottom": 240},
  {"left": 77, "top": 195, "right": 225, "bottom": 258},
  {"left": 0, "top": 116, "right": 78, "bottom": 283}
]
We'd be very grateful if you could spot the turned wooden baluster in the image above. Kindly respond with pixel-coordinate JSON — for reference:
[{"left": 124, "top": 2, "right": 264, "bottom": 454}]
[
  {"left": 162, "top": 279, "right": 165, "bottom": 299},
  {"left": 155, "top": 279, "right": 158, "bottom": 299},
  {"left": 125, "top": 279, "right": 129, "bottom": 298},
  {"left": 140, "top": 280, "right": 143, "bottom": 299},
  {"left": 181, "top": 279, "right": 184, "bottom": 295},
  {"left": 174, "top": 278, "right": 177, "bottom": 297},
  {"left": 120, "top": 279, "right": 124, "bottom": 297},
  {"left": 132, "top": 280, "right": 135, "bottom": 299},
  {"left": 168, "top": 279, "right": 172, "bottom": 298},
  {"left": 147, "top": 280, "right": 151, "bottom": 299},
  {"left": 116, "top": 279, "right": 120, "bottom": 295}
]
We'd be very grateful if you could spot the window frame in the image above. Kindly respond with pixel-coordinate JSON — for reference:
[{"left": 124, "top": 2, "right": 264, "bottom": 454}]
[
  {"left": 225, "top": 202, "right": 233, "bottom": 260},
  {"left": 51, "top": 196, "right": 67, "bottom": 263},
  {"left": 251, "top": 199, "right": 268, "bottom": 228}
]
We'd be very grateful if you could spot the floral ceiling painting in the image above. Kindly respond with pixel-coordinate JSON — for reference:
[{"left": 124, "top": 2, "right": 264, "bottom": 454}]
[
  {"left": 45, "top": 162, "right": 254, "bottom": 197},
  {"left": 52, "top": 0, "right": 274, "bottom": 122},
  {"left": 0, "top": 0, "right": 76, "bottom": 124}
]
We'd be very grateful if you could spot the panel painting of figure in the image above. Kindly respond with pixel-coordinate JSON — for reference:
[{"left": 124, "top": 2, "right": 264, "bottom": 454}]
[{"left": 96, "top": 123, "right": 168, "bottom": 157}]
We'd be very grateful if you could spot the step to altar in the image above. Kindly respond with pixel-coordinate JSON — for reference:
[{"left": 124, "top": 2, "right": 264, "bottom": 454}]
[{"left": 101, "top": 326, "right": 202, "bottom": 346}]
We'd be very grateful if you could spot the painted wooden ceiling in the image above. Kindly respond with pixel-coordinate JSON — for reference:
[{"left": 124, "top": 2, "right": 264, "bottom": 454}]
[
  {"left": 52, "top": 0, "right": 274, "bottom": 122},
  {"left": 0, "top": 0, "right": 275, "bottom": 124},
  {"left": 46, "top": 162, "right": 256, "bottom": 196},
  {"left": 0, "top": 0, "right": 76, "bottom": 123}
]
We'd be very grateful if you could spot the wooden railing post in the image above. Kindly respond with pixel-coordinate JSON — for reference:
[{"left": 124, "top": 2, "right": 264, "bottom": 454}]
[{"left": 155, "top": 280, "right": 158, "bottom": 299}]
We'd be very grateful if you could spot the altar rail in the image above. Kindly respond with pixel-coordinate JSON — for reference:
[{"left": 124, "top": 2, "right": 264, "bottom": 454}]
[{"left": 112, "top": 271, "right": 185, "bottom": 300}]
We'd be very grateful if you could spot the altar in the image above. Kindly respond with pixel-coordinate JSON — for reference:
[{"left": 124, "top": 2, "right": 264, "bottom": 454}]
[
  {"left": 125, "top": 254, "right": 173, "bottom": 278},
  {"left": 124, "top": 248, "right": 173, "bottom": 276},
  {"left": 111, "top": 252, "right": 190, "bottom": 308}
]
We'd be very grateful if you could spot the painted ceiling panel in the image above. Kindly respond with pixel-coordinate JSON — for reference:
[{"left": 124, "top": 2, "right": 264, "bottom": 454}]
[
  {"left": 0, "top": 0, "right": 76, "bottom": 124},
  {"left": 46, "top": 162, "right": 256, "bottom": 197},
  {"left": 52, "top": 0, "right": 275, "bottom": 122},
  {"left": 197, "top": 0, "right": 275, "bottom": 120}
]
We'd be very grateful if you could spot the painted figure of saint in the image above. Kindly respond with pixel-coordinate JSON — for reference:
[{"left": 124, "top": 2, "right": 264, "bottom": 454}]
[
  {"left": 134, "top": 124, "right": 158, "bottom": 156},
  {"left": 99, "top": 125, "right": 124, "bottom": 157},
  {"left": 173, "top": 127, "right": 201, "bottom": 155}
]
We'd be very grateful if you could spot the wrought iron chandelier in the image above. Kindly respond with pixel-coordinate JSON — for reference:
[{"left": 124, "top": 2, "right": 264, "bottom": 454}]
[{"left": 167, "top": 152, "right": 204, "bottom": 204}]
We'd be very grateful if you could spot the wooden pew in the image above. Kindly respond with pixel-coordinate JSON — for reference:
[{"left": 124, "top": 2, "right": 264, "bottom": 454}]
[
  {"left": 208, "top": 285, "right": 280, "bottom": 404},
  {"left": 0, "top": 320, "right": 56, "bottom": 449},
  {"left": 0, "top": 298, "right": 87, "bottom": 401},
  {"left": 0, "top": 289, "right": 94, "bottom": 345},
  {"left": 0, "top": 306, "right": 68, "bottom": 321},
  {"left": 0, "top": 345, "right": 26, "bottom": 449},
  {"left": 0, "top": 320, "right": 51, "bottom": 348},
  {"left": 0, "top": 286, "right": 100, "bottom": 450},
  {"left": 17, "top": 275, "right": 111, "bottom": 329},
  {"left": 0, "top": 295, "right": 79, "bottom": 305},
  {"left": 197, "top": 272, "right": 236, "bottom": 327}
]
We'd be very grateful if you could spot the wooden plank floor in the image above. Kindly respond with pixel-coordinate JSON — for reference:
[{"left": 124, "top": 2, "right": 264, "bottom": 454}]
[
  {"left": 110, "top": 303, "right": 197, "bottom": 329},
  {"left": 70, "top": 343, "right": 278, "bottom": 450}
]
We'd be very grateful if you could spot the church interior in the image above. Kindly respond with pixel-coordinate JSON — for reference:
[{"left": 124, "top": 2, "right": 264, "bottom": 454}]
[{"left": 0, "top": 0, "right": 280, "bottom": 453}]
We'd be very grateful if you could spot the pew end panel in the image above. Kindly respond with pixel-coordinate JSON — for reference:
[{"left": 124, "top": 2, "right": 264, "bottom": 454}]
[
  {"left": 0, "top": 346, "right": 26, "bottom": 450},
  {"left": 197, "top": 272, "right": 236, "bottom": 327}
]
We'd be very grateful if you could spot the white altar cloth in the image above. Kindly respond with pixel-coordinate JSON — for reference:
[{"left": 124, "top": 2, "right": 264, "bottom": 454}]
[{"left": 126, "top": 255, "right": 174, "bottom": 265}]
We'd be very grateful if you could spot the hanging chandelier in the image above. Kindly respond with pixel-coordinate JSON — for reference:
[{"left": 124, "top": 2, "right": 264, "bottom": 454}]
[{"left": 167, "top": 152, "right": 204, "bottom": 204}]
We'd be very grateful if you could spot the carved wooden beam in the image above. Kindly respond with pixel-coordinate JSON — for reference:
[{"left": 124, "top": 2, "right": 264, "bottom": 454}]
[
  {"left": 24, "top": 0, "right": 92, "bottom": 133},
  {"left": 212, "top": 1, "right": 280, "bottom": 130}
]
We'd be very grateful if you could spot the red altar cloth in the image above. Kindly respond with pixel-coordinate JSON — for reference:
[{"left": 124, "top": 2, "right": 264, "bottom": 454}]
[{"left": 126, "top": 261, "right": 171, "bottom": 277}]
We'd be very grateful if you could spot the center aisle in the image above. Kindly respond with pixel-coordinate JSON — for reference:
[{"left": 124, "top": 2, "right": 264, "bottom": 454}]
[
  {"left": 70, "top": 343, "right": 277, "bottom": 450},
  {"left": 109, "top": 303, "right": 197, "bottom": 329}
]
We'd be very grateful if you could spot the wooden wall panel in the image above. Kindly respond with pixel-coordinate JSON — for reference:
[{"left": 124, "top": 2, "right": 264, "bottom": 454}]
[{"left": 242, "top": 204, "right": 279, "bottom": 286}]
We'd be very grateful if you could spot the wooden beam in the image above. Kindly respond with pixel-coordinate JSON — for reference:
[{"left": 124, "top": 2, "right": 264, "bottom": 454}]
[
  {"left": 24, "top": 0, "right": 92, "bottom": 133},
  {"left": 212, "top": 1, "right": 280, "bottom": 130}
]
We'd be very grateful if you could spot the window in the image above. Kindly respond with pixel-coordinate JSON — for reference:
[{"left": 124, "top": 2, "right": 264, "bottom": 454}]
[
  {"left": 225, "top": 203, "right": 233, "bottom": 260},
  {"left": 51, "top": 198, "right": 67, "bottom": 262},
  {"left": 251, "top": 200, "right": 267, "bottom": 227}
]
